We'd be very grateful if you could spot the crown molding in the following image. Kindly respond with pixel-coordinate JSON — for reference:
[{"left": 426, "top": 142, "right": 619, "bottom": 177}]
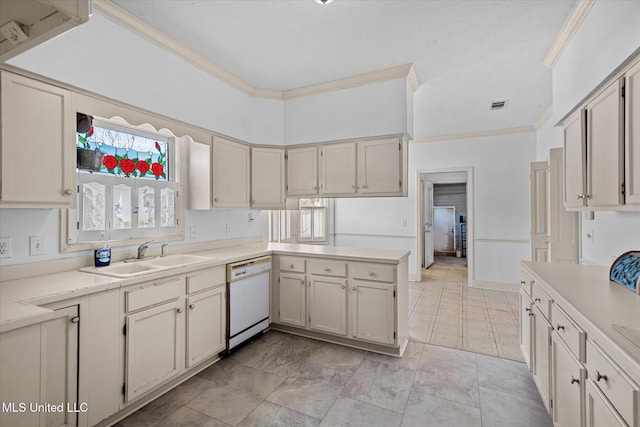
[
  {"left": 282, "top": 64, "right": 417, "bottom": 100},
  {"left": 543, "top": 0, "right": 595, "bottom": 68},
  {"left": 534, "top": 105, "right": 553, "bottom": 130},
  {"left": 93, "top": 0, "right": 416, "bottom": 101},
  {"left": 411, "top": 126, "right": 535, "bottom": 144}
]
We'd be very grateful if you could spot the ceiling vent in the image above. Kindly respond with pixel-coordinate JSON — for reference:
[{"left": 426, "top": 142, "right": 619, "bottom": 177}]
[{"left": 490, "top": 100, "right": 508, "bottom": 110}]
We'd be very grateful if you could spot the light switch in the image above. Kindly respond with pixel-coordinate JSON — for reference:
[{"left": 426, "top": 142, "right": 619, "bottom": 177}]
[{"left": 29, "top": 236, "right": 45, "bottom": 256}]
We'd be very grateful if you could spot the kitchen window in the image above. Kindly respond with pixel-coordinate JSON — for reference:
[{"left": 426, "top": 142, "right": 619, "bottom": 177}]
[
  {"left": 64, "top": 117, "right": 182, "bottom": 250},
  {"left": 269, "top": 198, "right": 330, "bottom": 244}
]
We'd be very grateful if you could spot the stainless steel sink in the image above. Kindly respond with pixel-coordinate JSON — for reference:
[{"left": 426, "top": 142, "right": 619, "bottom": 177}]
[{"left": 79, "top": 254, "right": 217, "bottom": 278}]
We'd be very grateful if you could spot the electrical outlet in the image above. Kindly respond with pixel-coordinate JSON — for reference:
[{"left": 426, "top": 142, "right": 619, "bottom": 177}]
[
  {"left": 29, "top": 236, "right": 45, "bottom": 256},
  {"left": 225, "top": 224, "right": 232, "bottom": 236},
  {"left": 0, "top": 237, "right": 11, "bottom": 258}
]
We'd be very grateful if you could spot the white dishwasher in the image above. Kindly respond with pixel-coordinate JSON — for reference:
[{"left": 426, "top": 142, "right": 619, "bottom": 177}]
[{"left": 226, "top": 256, "right": 271, "bottom": 353}]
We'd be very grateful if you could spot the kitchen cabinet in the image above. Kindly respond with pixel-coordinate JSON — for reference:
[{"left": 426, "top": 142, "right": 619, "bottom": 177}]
[
  {"left": 532, "top": 304, "right": 552, "bottom": 413},
  {"left": 586, "top": 380, "right": 627, "bottom": 427},
  {"left": 0, "top": 305, "right": 79, "bottom": 427},
  {"left": 286, "top": 145, "right": 318, "bottom": 196},
  {"left": 279, "top": 272, "right": 307, "bottom": 327},
  {"left": 519, "top": 287, "right": 533, "bottom": 369},
  {"left": 319, "top": 142, "right": 357, "bottom": 195},
  {"left": 0, "top": 71, "right": 76, "bottom": 207},
  {"left": 186, "top": 285, "right": 226, "bottom": 368},
  {"left": 309, "top": 276, "right": 348, "bottom": 336},
  {"left": 357, "top": 137, "right": 404, "bottom": 195},
  {"left": 251, "top": 146, "right": 286, "bottom": 209},
  {"left": 552, "top": 332, "right": 585, "bottom": 427},
  {"left": 625, "top": 59, "right": 640, "bottom": 205},
  {"left": 351, "top": 280, "right": 395, "bottom": 345},
  {"left": 212, "top": 136, "right": 250, "bottom": 208},
  {"left": 563, "top": 109, "right": 587, "bottom": 209}
]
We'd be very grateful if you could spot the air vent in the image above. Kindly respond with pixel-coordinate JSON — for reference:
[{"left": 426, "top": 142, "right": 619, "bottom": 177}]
[{"left": 490, "top": 100, "right": 508, "bottom": 110}]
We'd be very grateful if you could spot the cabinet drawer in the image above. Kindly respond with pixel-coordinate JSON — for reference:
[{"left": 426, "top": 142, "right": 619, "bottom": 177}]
[
  {"left": 351, "top": 263, "right": 395, "bottom": 283},
  {"left": 532, "top": 282, "right": 553, "bottom": 320},
  {"left": 552, "top": 303, "right": 585, "bottom": 362},
  {"left": 586, "top": 339, "right": 640, "bottom": 426},
  {"left": 309, "top": 259, "right": 347, "bottom": 277},
  {"left": 520, "top": 272, "right": 534, "bottom": 296},
  {"left": 187, "top": 266, "right": 225, "bottom": 294},
  {"left": 280, "top": 257, "right": 306, "bottom": 273},
  {"left": 126, "top": 277, "right": 182, "bottom": 312}
]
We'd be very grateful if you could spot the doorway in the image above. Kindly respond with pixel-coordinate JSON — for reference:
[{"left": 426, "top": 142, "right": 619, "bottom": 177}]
[{"left": 433, "top": 206, "right": 456, "bottom": 255}]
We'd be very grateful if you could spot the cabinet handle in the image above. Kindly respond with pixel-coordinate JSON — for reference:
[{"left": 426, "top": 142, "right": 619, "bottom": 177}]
[
  {"left": 70, "top": 316, "right": 80, "bottom": 324},
  {"left": 586, "top": 194, "right": 592, "bottom": 199},
  {"left": 351, "top": 287, "right": 356, "bottom": 291},
  {"left": 520, "top": 280, "right": 526, "bottom": 285},
  {"left": 189, "top": 304, "right": 195, "bottom": 309},
  {"left": 595, "top": 371, "right": 608, "bottom": 382},
  {"left": 289, "top": 264, "right": 295, "bottom": 268},
  {"left": 64, "top": 188, "right": 73, "bottom": 196},
  {"left": 299, "top": 279, "right": 304, "bottom": 284},
  {"left": 534, "top": 298, "right": 541, "bottom": 303},
  {"left": 570, "top": 376, "right": 579, "bottom": 385},
  {"left": 214, "top": 198, "right": 219, "bottom": 202},
  {"left": 556, "top": 324, "right": 565, "bottom": 331},
  {"left": 525, "top": 308, "right": 531, "bottom": 313},
  {"left": 176, "top": 307, "right": 183, "bottom": 313},
  {"left": 577, "top": 195, "right": 584, "bottom": 200},
  {"left": 324, "top": 267, "right": 331, "bottom": 272},
  {"left": 528, "top": 312, "right": 534, "bottom": 317},
  {"left": 341, "top": 285, "right": 345, "bottom": 289},
  {"left": 369, "top": 272, "right": 375, "bottom": 277}
]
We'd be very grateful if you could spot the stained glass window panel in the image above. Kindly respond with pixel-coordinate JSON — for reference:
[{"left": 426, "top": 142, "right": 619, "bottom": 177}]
[
  {"left": 160, "top": 187, "right": 175, "bottom": 227},
  {"left": 82, "top": 181, "right": 105, "bottom": 231},
  {"left": 113, "top": 184, "right": 132, "bottom": 230},
  {"left": 138, "top": 186, "right": 155, "bottom": 228}
]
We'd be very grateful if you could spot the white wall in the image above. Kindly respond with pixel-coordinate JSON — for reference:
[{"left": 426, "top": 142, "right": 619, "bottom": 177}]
[
  {"left": 335, "top": 132, "right": 535, "bottom": 283},
  {"left": 538, "top": 0, "right": 640, "bottom": 267},
  {"left": 552, "top": 0, "right": 640, "bottom": 123},
  {"left": 284, "top": 79, "right": 411, "bottom": 144}
]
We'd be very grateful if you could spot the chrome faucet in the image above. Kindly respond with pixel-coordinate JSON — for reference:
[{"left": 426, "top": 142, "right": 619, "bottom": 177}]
[
  {"left": 161, "top": 242, "right": 169, "bottom": 257},
  {"left": 137, "top": 240, "right": 153, "bottom": 259}
]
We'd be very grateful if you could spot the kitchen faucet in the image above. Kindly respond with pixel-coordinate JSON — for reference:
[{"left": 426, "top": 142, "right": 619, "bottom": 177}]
[{"left": 137, "top": 240, "right": 153, "bottom": 259}]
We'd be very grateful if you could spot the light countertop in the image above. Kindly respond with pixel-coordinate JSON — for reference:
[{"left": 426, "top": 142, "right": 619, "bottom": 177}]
[{"left": 0, "top": 241, "right": 409, "bottom": 333}]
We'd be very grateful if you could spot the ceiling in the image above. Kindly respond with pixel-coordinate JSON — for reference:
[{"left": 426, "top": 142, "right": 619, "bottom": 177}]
[{"left": 111, "top": 0, "right": 577, "bottom": 137}]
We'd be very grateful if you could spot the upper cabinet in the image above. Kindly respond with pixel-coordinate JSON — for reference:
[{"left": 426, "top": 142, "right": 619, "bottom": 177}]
[
  {"left": 287, "top": 146, "right": 319, "bottom": 196},
  {"left": 291, "top": 135, "right": 407, "bottom": 199},
  {"left": 563, "top": 57, "right": 639, "bottom": 211},
  {"left": 0, "top": 0, "right": 90, "bottom": 63},
  {"left": 211, "top": 137, "right": 250, "bottom": 208},
  {"left": 251, "top": 147, "right": 285, "bottom": 209},
  {"left": 0, "top": 71, "right": 76, "bottom": 207}
]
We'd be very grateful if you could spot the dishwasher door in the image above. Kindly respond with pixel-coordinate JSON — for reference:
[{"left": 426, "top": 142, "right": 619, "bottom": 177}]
[{"left": 229, "top": 270, "right": 270, "bottom": 339}]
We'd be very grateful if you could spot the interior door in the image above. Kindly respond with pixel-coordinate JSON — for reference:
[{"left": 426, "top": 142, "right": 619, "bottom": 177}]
[
  {"left": 549, "top": 148, "right": 579, "bottom": 263},
  {"left": 433, "top": 206, "right": 455, "bottom": 254},
  {"left": 424, "top": 180, "right": 434, "bottom": 268},
  {"left": 530, "top": 161, "right": 550, "bottom": 262}
]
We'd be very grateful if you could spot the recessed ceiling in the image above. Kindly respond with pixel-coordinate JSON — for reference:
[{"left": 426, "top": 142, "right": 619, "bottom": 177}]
[{"left": 111, "top": 0, "right": 577, "bottom": 137}]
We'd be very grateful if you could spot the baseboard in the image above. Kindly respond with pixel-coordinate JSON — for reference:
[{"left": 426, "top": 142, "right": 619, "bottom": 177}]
[{"left": 471, "top": 280, "right": 519, "bottom": 292}]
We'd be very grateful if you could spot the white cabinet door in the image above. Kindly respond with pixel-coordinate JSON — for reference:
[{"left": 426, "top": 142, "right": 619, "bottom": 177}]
[
  {"left": 286, "top": 146, "right": 318, "bottom": 196},
  {"left": 552, "top": 333, "right": 584, "bottom": 427},
  {"left": 549, "top": 148, "right": 579, "bottom": 264},
  {"left": 251, "top": 147, "right": 285, "bottom": 209},
  {"left": 530, "top": 161, "right": 549, "bottom": 262},
  {"left": 212, "top": 137, "right": 250, "bottom": 208},
  {"left": 585, "top": 380, "right": 627, "bottom": 427},
  {"left": 625, "top": 60, "right": 640, "bottom": 206},
  {"left": 351, "top": 280, "right": 395, "bottom": 345},
  {"left": 357, "top": 138, "right": 402, "bottom": 195},
  {"left": 279, "top": 273, "right": 307, "bottom": 328},
  {"left": 564, "top": 110, "right": 587, "bottom": 208},
  {"left": 319, "top": 143, "right": 357, "bottom": 195},
  {"left": 0, "top": 71, "right": 75, "bottom": 206},
  {"left": 186, "top": 286, "right": 226, "bottom": 367},
  {"left": 309, "top": 276, "right": 347, "bottom": 336},
  {"left": 125, "top": 299, "right": 184, "bottom": 402},
  {"left": 586, "top": 79, "right": 624, "bottom": 208},
  {"left": 519, "top": 289, "right": 532, "bottom": 369},
  {"left": 532, "top": 306, "right": 552, "bottom": 413}
]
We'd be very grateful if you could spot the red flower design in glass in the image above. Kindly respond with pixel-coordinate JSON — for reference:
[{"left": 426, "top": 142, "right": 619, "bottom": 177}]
[
  {"left": 103, "top": 155, "right": 118, "bottom": 169},
  {"left": 137, "top": 160, "right": 150, "bottom": 174},
  {"left": 152, "top": 162, "right": 164, "bottom": 177},
  {"left": 120, "top": 158, "right": 135, "bottom": 174}
]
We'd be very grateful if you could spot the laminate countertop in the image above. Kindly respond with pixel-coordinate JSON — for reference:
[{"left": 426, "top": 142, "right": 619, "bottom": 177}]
[{"left": 0, "top": 241, "right": 410, "bottom": 333}]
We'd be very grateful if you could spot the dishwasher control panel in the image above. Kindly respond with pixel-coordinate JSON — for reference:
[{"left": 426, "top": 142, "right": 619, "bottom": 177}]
[{"left": 228, "top": 256, "right": 272, "bottom": 281}]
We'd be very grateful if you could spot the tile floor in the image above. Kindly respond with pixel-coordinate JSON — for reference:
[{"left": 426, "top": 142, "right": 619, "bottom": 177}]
[
  {"left": 116, "top": 330, "right": 551, "bottom": 427},
  {"left": 409, "top": 262, "right": 523, "bottom": 362}
]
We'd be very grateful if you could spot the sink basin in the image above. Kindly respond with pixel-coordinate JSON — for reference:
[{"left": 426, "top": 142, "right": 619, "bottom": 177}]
[
  {"left": 147, "top": 254, "right": 212, "bottom": 268},
  {"left": 79, "top": 254, "right": 217, "bottom": 278}
]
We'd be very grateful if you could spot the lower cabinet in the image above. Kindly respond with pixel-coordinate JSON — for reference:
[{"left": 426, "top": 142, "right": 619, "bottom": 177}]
[
  {"left": 186, "top": 285, "right": 226, "bottom": 368},
  {"left": 552, "top": 332, "right": 584, "bottom": 427},
  {"left": 585, "top": 380, "right": 627, "bottom": 427},
  {"left": 532, "top": 305, "right": 552, "bottom": 412},
  {"left": 520, "top": 288, "right": 533, "bottom": 369},
  {"left": 351, "top": 280, "right": 394, "bottom": 345},
  {"left": 309, "top": 276, "right": 347, "bottom": 336},
  {"left": 0, "top": 305, "right": 79, "bottom": 427},
  {"left": 279, "top": 273, "right": 307, "bottom": 328}
]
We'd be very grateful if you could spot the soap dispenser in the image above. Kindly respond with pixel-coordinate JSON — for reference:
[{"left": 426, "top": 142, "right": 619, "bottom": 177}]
[{"left": 95, "top": 232, "right": 111, "bottom": 267}]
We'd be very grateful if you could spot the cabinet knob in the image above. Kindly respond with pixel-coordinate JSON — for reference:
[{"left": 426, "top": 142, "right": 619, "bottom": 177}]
[
  {"left": 534, "top": 298, "right": 541, "bottom": 303},
  {"left": 324, "top": 267, "right": 331, "bottom": 272},
  {"left": 289, "top": 264, "right": 294, "bottom": 268},
  {"left": 595, "top": 371, "right": 608, "bottom": 382},
  {"left": 313, "top": 186, "right": 317, "bottom": 190},
  {"left": 299, "top": 279, "right": 304, "bottom": 284},
  {"left": 341, "top": 285, "right": 345, "bottom": 289},
  {"left": 70, "top": 316, "right": 80, "bottom": 324},
  {"left": 556, "top": 324, "right": 565, "bottom": 331},
  {"left": 586, "top": 194, "right": 592, "bottom": 199},
  {"left": 525, "top": 308, "right": 531, "bottom": 313},
  {"left": 351, "top": 287, "right": 356, "bottom": 291},
  {"left": 520, "top": 280, "right": 526, "bottom": 285},
  {"left": 189, "top": 304, "right": 195, "bottom": 309},
  {"left": 528, "top": 312, "right": 534, "bottom": 317},
  {"left": 577, "top": 195, "right": 584, "bottom": 200},
  {"left": 176, "top": 307, "right": 183, "bottom": 313},
  {"left": 369, "top": 272, "right": 375, "bottom": 277},
  {"left": 570, "top": 376, "right": 580, "bottom": 385},
  {"left": 64, "top": 188, "right": 73, "bottom": 196}
]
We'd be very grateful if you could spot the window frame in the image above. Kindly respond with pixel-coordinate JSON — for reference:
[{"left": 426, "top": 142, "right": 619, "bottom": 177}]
[{"left": 269, "top": 198, "right": 330, "bottom": 245}]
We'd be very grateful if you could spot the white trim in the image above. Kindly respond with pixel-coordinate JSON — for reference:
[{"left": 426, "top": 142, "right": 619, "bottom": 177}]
[
  {"left": 93, "top": 1, "right": 417, "bottom": 100},
  {"left": 411, "top": 126, "right": 535, "bottom": 144},
  {"left": 282, "top": 64, "right": 417, "bottom": 100},
  {"left": 534, "top": 105, "right": 553, "bottom": 130},
  {"left": 543, "top": 0, "right": 595, "bottom": 68},
  {"left": 474, "top": 238, "right": 529, "bottom": 244},
  {"left": 331, "top": 232, "right": 417, "bottom": 239},
  {"left": 471, "top": 280, "right": 519, "bottom": 293}
]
